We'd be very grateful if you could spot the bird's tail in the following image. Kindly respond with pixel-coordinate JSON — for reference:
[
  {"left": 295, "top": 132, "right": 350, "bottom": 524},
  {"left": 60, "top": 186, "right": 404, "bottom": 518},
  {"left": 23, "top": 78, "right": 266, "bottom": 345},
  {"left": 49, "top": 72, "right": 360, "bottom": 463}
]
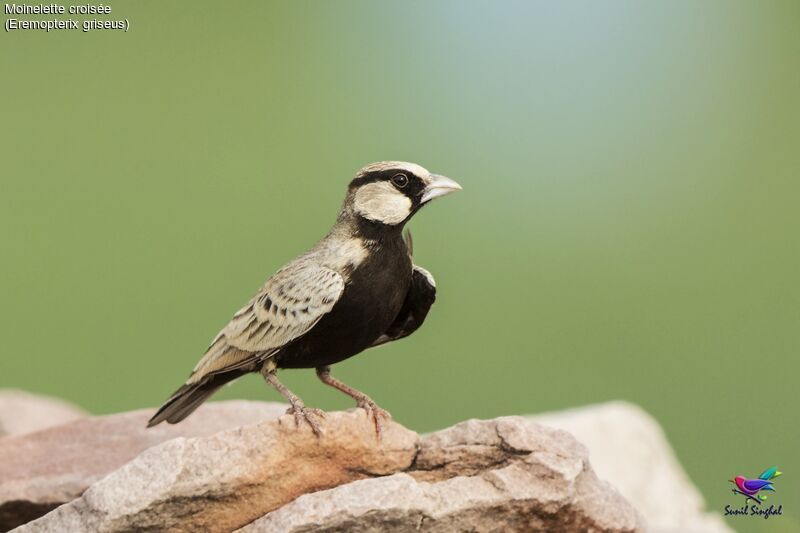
[
  {"left": 147, "top": 370, "right": 246, "bottom": 427},
  {"left": 759, "top": 467, "right": 782, "bottom": 481}
]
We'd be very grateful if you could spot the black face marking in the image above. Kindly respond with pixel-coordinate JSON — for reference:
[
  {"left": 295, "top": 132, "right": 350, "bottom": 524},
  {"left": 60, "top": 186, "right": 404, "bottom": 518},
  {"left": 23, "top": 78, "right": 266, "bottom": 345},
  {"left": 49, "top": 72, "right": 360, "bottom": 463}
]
[
  {"left": 391, "top": 173, "right": 409, "bottom": 189},
  {"left": 350, "top": 168, "right": 420, "bottom": 192},
  {"left": 349, "top": 167, "right": 428, "bottom": 221}
]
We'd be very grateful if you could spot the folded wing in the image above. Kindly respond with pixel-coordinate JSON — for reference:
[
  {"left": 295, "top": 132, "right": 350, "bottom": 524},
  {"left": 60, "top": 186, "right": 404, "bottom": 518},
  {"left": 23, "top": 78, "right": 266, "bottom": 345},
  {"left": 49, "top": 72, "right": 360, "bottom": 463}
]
[
  {"left": 191, "top": 262, "right": 345, "bottom": 381},
  {"left": 371, "top": 265, "right": 437, "bottom": 348},
  {"left": 148, "top": 261, "right": 344, "bottom": 426},
  {"left": 743, "top": 478, "right": 774, "bottom": 492}
]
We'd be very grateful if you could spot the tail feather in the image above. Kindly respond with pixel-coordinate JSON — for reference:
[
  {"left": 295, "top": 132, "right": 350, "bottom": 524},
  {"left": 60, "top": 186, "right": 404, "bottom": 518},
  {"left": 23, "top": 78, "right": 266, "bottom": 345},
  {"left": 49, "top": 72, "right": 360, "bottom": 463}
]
[
  {"left": 147, "top": 370, "right": 247, "bottom": 427},
  {"left": 759, "top": 467, "right": 782, "bottom": 481}
]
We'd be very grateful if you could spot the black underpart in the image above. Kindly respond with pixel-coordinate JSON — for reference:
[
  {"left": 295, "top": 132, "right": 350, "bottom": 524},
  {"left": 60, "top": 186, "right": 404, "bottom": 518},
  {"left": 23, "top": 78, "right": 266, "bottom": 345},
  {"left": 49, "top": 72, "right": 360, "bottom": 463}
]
[
  {"left": 276, "top": 230, "right": 413, "bottom": 369},
  {"left": 147, "top": 369, "right": 248, "bottom": 427},
  {"left": 371, "top": 266, "right": 437, "bottom": 347}
]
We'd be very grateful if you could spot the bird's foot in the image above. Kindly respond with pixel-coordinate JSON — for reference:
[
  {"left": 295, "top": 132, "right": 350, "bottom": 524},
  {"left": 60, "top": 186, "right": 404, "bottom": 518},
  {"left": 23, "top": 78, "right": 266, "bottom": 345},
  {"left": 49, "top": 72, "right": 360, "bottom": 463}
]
[
  {"left": 285, "top": 405, "right": 326, "bottom": 437},
  {"left": 356, "top": 397, "right": 392, "bottom": 440}
]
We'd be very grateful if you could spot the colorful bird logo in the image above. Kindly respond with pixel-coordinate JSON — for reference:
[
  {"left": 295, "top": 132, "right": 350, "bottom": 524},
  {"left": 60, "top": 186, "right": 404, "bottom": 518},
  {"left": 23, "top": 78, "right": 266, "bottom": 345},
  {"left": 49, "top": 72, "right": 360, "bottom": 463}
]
[{"left": 729, "top": 467, "right": 782, "bottom": 504}]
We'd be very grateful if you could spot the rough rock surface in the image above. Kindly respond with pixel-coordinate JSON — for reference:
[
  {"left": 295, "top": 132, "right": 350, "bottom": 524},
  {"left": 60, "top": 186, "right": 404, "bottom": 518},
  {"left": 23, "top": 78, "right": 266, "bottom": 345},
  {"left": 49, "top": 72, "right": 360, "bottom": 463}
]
[
  {"left": 240, "top": 417, "right": 643, "bottom": 533},
  {"left": 0, "top": 390, "right": 87, "bottom": 438},
  {"left": 15, "top": 410, "right": 420, "bottom": 533},
  {"left": 4, "top": 399, "right": 723, "bottom": 533},
  {"left": 530, "top": 402, "right": 731, "bottom": 533},
  {"left": 0, "top": 401, "right": 287, "bottom": 532}
]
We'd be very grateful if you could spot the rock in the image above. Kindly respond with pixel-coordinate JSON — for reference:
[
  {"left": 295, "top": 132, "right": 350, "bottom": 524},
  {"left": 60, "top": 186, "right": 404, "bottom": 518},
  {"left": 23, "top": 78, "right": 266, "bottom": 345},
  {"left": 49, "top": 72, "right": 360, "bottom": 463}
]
[
  {"left": 0, "top": 390, "right": 87, "bottom": 438},
  {"left": 240, "top": 417, "right": 642, "bottom": 533},
  {"left": 530, "top": 402, "right": 731, "bottom": 533},
  {"left": 13, "top": 412, "right": 641, "bottom": 533},
  {"left": 15, "top": 410, "right": 420, "bottom": 533},
  {"left": 0, "top": 400, "right": 287, "bottom": 532},
  {"left": 0, "top": 392, "right": 728, "bottom": 532}
]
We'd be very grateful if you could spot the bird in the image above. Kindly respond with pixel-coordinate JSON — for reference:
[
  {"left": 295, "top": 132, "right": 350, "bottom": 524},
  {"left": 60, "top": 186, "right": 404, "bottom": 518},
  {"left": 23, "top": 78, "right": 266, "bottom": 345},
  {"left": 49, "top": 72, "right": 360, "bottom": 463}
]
[
  {"left": 729, "top": 467, "right": 782, "bottom": 504},
  {"left": 147, "top": 161, "right": 461, "bottom": 437}
]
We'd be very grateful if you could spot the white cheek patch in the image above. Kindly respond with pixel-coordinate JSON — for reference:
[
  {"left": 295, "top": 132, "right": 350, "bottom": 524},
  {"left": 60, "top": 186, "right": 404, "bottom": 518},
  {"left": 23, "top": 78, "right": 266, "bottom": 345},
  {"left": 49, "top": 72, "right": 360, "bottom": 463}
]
[{"left": 353, "top": 181, "right": 412, "bottom": 225}]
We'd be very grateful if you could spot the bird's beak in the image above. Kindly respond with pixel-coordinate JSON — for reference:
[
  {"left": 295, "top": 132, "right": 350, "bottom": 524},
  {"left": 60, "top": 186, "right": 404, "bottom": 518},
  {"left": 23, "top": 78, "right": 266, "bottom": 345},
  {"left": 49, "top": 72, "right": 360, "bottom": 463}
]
[{"left": 421, "top": 174, "right": 462, "bottom": 203}]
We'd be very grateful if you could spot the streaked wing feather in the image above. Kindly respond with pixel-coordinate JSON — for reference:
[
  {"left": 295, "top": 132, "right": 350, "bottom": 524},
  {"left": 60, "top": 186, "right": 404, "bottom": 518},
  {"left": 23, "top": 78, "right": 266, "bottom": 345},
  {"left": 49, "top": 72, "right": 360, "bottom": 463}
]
[{"left": 189, "top": 262, "right": 344, "bottom": 382}]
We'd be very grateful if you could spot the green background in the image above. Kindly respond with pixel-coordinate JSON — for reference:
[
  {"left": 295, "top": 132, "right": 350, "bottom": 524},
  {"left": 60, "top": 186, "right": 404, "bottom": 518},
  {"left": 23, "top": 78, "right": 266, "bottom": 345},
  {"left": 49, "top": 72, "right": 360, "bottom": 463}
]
[{"left": 2, "top": 2, "right": 798, "bottom": 531}]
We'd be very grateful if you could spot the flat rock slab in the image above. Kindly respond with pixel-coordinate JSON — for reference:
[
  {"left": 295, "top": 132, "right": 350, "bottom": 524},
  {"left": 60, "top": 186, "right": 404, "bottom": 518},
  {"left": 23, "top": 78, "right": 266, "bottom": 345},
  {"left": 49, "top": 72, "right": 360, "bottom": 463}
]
[
  {"left": 0, "top": 390, "right": 87, "bottom": 438},
  {"left": 15, "top": 410, "right": 420, "bottom": 533},
  {"left": 241, "top": 417, "right": 643, "bottom": 533},
  {"left": 0, "top": 400, "right": 287, "bottom": 531}
]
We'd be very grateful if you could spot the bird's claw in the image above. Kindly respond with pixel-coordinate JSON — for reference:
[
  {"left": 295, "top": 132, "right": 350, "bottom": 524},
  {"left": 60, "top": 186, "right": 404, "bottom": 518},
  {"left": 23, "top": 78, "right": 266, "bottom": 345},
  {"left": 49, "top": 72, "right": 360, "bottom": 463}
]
[
  {"left": 356, "top": 398, "right": 391, "bottom": 440},
  {"left": 285, "top": 405, "right": 326, "bottom": 437}
]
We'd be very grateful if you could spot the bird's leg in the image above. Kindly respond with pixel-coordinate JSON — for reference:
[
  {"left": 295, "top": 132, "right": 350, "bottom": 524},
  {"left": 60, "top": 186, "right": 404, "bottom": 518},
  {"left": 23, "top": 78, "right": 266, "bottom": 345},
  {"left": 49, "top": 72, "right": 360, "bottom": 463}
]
[
  {"left": 262, "top": 368, "right": 325, "bottom": 436},
  {"left": 315, "top": 366, "right": 391, "bottom": 439}
]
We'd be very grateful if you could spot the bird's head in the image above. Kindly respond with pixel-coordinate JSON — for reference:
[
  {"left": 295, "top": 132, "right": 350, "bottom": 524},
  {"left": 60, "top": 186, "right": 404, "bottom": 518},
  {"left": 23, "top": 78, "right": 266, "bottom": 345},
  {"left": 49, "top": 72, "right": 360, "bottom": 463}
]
[{"left": 343, "top": 161, "right": 461, "bottom": 228}]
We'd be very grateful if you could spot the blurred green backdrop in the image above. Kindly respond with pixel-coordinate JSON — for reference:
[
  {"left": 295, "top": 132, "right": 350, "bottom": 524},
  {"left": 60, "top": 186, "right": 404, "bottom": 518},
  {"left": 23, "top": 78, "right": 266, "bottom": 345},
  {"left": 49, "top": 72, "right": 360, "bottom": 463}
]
[{"left": 2, "top": 1, "right": 798, "bottom": 530}]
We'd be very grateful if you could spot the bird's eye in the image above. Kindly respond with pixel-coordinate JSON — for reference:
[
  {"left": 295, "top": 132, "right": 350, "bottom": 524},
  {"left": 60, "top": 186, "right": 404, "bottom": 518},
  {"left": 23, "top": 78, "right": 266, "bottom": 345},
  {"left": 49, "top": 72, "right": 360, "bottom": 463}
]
[{"left": 391, "top": 173, "right": 409, "bottom": 189}]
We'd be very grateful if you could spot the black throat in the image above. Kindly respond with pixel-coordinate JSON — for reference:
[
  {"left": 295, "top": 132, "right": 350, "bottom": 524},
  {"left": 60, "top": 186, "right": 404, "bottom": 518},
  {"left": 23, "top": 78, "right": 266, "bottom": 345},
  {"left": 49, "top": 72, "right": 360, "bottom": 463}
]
[{"left": 350, "top": 214, "right": 406, "bottom": 243}]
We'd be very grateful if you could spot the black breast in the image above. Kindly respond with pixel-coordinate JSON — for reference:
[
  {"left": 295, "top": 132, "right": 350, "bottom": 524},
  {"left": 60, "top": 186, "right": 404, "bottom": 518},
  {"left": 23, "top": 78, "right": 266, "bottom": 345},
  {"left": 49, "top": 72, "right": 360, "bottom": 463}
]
[{"left": 276, "top": 236, "right": 412, "bottom": 369}]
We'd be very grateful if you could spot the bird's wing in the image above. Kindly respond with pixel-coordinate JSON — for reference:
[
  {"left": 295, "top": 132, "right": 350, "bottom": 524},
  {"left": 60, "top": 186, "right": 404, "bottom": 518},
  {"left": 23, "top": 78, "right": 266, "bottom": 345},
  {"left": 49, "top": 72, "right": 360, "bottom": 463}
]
[
  {"left": 370, "top": 265, "right": 436, "bottom": 347},
  {"left": 743, "top": 479, "right": 773, "bottom": 492},
  {"left": 188, "top": 261, "right": 345, "bottom": 382}
]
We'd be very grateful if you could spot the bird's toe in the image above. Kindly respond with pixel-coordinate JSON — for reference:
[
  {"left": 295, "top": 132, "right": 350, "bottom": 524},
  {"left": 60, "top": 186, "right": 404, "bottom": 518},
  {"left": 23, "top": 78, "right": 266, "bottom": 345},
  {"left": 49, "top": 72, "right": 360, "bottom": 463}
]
[
  {"left": 356, "top": 399, "right": 391, "bottom": 440},
  {"left": 286, "top": 405, "right": 326, "bottom": 437}
]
